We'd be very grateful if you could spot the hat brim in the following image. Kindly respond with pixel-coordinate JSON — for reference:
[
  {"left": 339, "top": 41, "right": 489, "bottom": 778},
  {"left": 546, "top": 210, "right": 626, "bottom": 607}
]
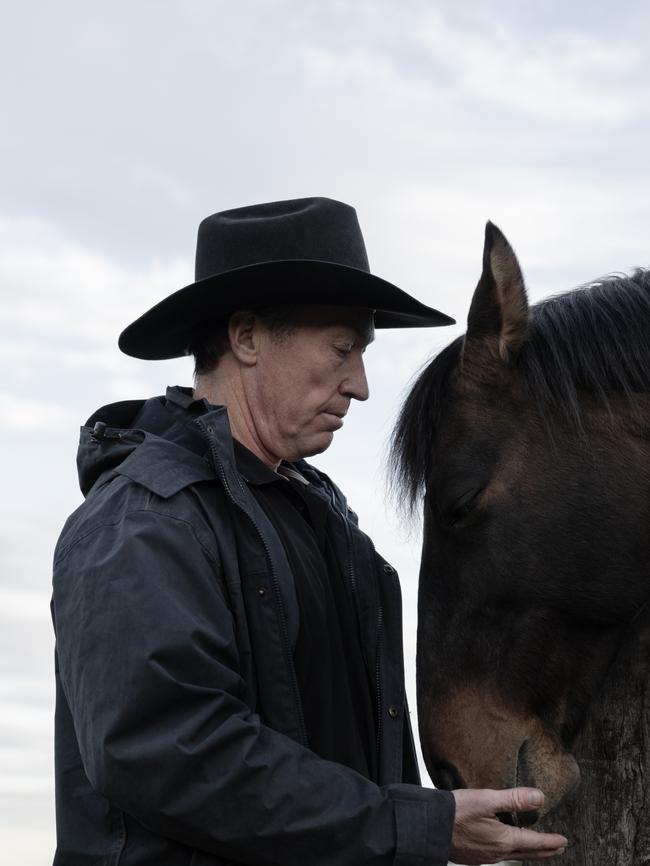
[{"left": 118, "top": 259, "right": 456, "bottom": 360}]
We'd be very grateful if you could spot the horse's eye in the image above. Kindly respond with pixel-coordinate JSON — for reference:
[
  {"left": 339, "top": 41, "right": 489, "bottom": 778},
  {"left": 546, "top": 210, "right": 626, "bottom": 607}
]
[{"left": 441, "top": 488, "right": 483, "bottom": 528}]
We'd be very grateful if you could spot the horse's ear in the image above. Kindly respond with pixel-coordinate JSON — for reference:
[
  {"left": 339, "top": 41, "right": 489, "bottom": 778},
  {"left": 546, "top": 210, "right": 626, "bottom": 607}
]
[{"left": 461, "top": 222, "right": 529, "bottom": 378}]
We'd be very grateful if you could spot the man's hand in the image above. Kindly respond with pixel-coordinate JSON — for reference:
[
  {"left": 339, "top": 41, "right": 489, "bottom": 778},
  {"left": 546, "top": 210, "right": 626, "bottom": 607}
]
[{"left": 449, "top": 788, "right": 568, "bottom": 864}]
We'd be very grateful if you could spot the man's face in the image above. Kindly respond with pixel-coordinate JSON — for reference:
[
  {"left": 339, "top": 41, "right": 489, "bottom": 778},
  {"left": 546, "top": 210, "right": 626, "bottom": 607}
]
[{"left": 249, "top": 305, "right": 374, "bottom": 462}]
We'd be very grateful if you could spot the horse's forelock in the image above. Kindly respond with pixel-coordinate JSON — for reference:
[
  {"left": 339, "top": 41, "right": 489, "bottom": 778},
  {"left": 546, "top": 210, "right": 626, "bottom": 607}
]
[{"left": 389, "top": 336, "right": 464, "bottom": 513}]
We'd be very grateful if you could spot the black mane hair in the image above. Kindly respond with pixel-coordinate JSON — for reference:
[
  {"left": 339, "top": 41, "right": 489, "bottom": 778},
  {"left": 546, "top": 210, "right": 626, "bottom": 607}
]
[{"left": 390, "top": 268, "right": 650, "bottom": 510}]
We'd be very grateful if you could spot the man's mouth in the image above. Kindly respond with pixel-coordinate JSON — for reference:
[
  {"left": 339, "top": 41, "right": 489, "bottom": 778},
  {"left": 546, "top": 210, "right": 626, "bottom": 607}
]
[{"left": 321, "top": 411, "right": 345, "bottom": 429}]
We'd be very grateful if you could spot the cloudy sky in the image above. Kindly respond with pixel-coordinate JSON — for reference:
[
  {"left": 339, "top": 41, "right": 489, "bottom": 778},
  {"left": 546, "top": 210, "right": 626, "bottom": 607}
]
[{"left": 2, "top": 1, "right": 650, "bottom": 861}]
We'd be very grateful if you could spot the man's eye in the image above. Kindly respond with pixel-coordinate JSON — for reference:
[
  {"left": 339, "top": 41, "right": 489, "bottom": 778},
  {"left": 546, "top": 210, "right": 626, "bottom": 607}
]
[{"left": 335, "top": 344, "right": 353, "bottom": 356}]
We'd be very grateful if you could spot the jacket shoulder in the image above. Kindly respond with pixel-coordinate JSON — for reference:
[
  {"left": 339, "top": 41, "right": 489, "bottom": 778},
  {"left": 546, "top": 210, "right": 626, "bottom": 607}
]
[
  {"left": 85, "top": 431, "right": 216, "bottom": 499},
  {"left": 55, "top": 457, "right": 222, "bottom": 568}
]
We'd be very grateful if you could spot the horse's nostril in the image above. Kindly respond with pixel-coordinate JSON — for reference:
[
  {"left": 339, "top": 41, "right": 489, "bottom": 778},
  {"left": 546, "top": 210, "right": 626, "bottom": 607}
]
[
  {"left": 561, "top": 723, "right": 574, "bottom": 748},
  {"left": 431, "top": 760, "right": 465, "bottom": 790}
]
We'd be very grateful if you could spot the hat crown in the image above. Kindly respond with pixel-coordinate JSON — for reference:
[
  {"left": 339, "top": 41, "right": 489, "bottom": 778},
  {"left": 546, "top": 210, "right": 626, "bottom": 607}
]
[{"left": 195, "top": 196, "right": 370, "bottom": 281}]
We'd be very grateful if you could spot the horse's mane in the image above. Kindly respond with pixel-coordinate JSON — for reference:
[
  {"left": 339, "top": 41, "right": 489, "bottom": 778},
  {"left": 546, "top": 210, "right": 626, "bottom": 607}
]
[{"left": 390, "top": 268, "right": 650, "bottom": 510}]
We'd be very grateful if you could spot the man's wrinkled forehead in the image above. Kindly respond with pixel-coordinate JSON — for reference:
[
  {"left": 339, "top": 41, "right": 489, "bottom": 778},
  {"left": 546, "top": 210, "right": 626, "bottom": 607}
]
[{"left": 290, "top": 304, "right": 375, "bottom": 346}]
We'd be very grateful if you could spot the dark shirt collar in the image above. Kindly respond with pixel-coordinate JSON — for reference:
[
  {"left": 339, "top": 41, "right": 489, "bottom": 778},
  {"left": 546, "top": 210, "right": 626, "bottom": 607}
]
[
  {"left": 233, "top": 440, "right": 283, "bottom": 485},
  {"left": 233, "top": 440, "right": 310, "bottom": 487}
]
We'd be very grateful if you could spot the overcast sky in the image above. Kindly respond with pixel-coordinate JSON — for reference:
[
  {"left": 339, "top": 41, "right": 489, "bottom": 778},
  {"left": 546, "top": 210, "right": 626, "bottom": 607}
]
[{"left": 2, "top": 1, "right": 650, "bottom": 862}]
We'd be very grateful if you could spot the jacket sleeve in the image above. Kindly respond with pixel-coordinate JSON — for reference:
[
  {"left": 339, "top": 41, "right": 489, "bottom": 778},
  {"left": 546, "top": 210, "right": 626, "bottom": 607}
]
[{"left": 53, "top": 507, "right": 454, "bottom": 866}]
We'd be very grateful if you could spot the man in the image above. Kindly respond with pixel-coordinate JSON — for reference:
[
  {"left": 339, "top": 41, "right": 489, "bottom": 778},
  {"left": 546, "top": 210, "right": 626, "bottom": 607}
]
[{"left": 52, "top": 197, "right": 567, "bottom": 864}]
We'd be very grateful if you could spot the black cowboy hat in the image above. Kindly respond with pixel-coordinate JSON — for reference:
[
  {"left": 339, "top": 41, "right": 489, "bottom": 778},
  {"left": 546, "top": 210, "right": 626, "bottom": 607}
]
[{"left": 118, "top": 197, "right": 455, "bottom": 360}]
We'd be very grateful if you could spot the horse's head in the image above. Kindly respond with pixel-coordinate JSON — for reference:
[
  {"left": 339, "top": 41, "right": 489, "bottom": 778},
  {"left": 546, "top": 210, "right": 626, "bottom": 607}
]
[{"left": 392, "top": 223, "right": 650, "bottom": 820}]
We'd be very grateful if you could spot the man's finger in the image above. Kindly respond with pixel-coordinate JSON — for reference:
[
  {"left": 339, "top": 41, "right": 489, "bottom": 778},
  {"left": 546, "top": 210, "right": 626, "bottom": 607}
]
[
  {"left": 485, "top": 786, "right": 546, "bottom": 815},
  {"left": 506, "top": 826, "right": 569, "bottom": 853}
]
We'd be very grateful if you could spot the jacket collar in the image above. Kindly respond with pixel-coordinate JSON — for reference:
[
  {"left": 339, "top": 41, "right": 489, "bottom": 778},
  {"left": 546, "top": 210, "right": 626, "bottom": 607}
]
[
  {"left": 233, "top": 440, "right": 282, "bottom": 485},
  {"left": 83, "top": 385, "right": 221, "bottom": 499},
  {"left": 113, "top": 434, "right": 216, "bottom": 499},
  {"left": 94, "top": 385, "right": 309, "bottom": 500},
  {"left": 165, "top": 384, "right": 212, "bottom": 412}
]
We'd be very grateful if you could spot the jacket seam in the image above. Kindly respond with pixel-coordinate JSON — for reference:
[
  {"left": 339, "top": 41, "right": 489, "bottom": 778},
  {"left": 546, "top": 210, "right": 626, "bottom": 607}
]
[
  {"left": 54, "top": 508, "right": 220, "bottom": 569},
  {"left": 110, "top": 810, "right": 127, "bottom": 865}
]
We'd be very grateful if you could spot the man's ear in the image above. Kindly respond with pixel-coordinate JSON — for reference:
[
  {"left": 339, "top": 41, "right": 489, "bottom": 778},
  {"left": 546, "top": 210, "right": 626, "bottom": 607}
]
[
  {"left": 461, "top": 222, "right": 529, "bottom": 380},
  {"left": 228, "top": 311, "right": 259, "bottom": 366}
]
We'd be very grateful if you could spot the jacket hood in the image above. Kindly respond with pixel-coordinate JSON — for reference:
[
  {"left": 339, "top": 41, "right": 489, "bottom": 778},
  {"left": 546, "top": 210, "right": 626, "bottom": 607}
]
[{"left": 76, "top": 386, "right": 218, "bottom": 497}]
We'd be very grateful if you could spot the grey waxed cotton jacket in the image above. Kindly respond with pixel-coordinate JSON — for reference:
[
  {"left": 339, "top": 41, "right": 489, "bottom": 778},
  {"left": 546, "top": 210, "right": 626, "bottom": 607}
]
[{"left": 51, "top": 385, "right": 455, "bottom": 865}]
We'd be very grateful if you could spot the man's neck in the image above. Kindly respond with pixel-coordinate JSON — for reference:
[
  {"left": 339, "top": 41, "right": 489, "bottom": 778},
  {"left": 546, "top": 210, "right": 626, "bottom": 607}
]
[{"left": 193, "top": 374, "right": 282, "bottom": 471}]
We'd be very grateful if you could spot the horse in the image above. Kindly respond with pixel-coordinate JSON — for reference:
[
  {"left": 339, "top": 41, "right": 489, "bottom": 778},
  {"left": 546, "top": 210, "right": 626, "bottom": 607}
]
[{"left": 390, "top": 223, "right": 650, "bottom": 861}]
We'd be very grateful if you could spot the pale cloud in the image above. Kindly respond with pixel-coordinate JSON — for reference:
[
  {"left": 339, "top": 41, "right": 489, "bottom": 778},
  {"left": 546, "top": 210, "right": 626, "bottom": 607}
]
[
  {"left": 298, "top": 5, "right": 643, "bottom": 134},
  {"left": 0, "top": 700, "right": 52, "bottom": 736},
  {"left": 416, "top": 17, "right": 641, "bottom": 122},
  {"left": 104, "top": 376, "right": 156, "bottom": 400},
  {"left": 0, "top": 674, "right": 54, "bottom": 702},
  {"left": 0, "top": 391, "right": 78, "bottom": 431},
  {"left": 0, "top": 773, "right": 53, "bottom": 794},
  {"left": 0, "top": 338, "right": 42, "bottom": 362},
  {"left": 60, "top": 345, "right": 134, "bottom": 373},
  {"left": 0, "top": 589, "right": 52, "bottom": 623},
  {"left": 0, "top": 217, "right": 190, "bottom": 344}
]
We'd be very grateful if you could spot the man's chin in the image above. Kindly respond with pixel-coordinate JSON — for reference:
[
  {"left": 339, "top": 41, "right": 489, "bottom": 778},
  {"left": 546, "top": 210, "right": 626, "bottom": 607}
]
[{"left": 293, "top": 432, "right": 335, "bottom": 460}]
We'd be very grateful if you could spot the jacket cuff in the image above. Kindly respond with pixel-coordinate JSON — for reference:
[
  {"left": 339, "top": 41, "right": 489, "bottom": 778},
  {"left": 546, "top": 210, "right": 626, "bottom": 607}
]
[{"left": 389, "top": 786, "right": 455, "bottom": 866}]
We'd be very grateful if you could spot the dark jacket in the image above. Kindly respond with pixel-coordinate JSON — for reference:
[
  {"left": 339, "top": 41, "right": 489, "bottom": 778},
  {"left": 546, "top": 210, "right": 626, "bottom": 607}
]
[{"left": 51, "top": 385, "right": 454, "bottom": 865}]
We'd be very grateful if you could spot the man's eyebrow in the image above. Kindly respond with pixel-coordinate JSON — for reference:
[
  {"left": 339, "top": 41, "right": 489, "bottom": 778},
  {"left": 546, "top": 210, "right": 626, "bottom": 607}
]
[{"left": 346, "top": 326, "right": 374, "bottom": 347}]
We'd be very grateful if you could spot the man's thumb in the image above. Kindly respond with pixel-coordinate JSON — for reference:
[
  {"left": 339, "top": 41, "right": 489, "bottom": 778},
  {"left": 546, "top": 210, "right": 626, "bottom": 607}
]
[{"left": 494, "top": 787, "right": 545, "bottom": 814}]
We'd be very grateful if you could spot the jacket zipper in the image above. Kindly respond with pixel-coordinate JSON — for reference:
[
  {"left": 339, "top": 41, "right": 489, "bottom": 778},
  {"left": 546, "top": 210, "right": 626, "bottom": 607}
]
[
  {"left": 340, "top": 507, "right": 357, "bottom": 594},
  {"left": 332, "top": 490, "right": 385, "bottom": 773},
  {"left": 203, "top": 424, "right": 309, "bottom": 747},
  {"left": 374, "top": 605, "right": 384, "bottom": 768}
]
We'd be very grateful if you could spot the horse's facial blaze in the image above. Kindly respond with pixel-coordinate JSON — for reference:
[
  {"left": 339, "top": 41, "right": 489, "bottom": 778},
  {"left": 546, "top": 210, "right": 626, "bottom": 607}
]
[{"left": 420, "top": 683, "right": 580, "bottom": 819}]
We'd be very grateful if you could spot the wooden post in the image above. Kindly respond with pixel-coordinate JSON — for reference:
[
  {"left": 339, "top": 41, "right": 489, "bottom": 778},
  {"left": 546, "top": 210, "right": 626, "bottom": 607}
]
[{"left": 528, "top": 620, "right": 649, "bottom": 866}]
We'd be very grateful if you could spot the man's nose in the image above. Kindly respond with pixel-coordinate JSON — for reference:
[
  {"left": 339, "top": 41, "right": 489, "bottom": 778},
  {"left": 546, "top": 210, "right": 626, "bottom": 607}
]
[{"left": 342, "top": 356, "right": 369, "bottom": 402}]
